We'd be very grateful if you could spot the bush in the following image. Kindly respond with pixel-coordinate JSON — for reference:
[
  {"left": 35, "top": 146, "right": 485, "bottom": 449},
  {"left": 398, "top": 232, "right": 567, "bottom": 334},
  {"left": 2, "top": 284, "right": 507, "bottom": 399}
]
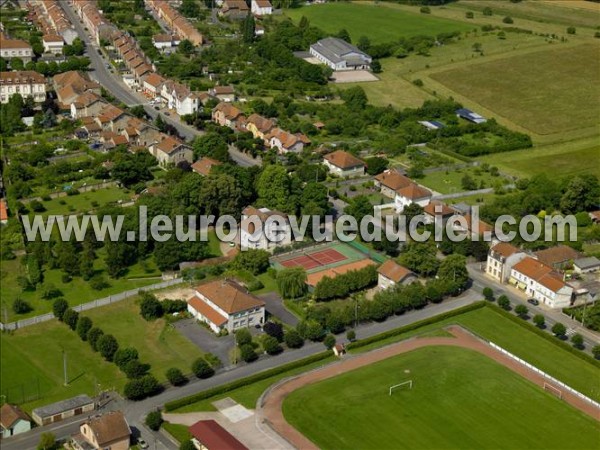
[
  {"left": 52, "top": 298, "right": 69, "bottom": 320},
  {"left": 180, "top": 441, "right": 195, "bottom": 450},
  {"left": 89, "top": 275, "right": 110, "bottom": 291},
  {"left": 593, "top": 345, "right": 600, "bottom": 359},
  {"left": 284, "top": 329, "right": 304, "bottom": 349},
  {"left": 482, "top": 287, "right": 494, "bottom": 302},
  {"left": 533, "top": 314, "right": 545, "bottom": 328},
  {"left": 162, "top": 299, "right": 187, "bottom": 314},
  {"left": 97, "top": 334, "right": 119, "bottom": 361},
  {"left": 123, "top": 360, "right": 150, "bottom": 379},
  {"left": 166, "top": 367, "right": 187, "bottom": 386},
  {"left": 124, "top": 375, "right": 161, "bottom": 400},
  {"left": 63, "top": 308, "right": 79, "bottom": 330},
  {"left": 145, "top": 411, "right": 163, "bottom": 431},
  {"left": 231, "top": 249, "right": 270, "bottom": 275},
  {"left": 114, "top": 347, "right": 139, "bottom": 369},
  {"left": 465, "top": 11, "right": 474, "bottom": 19},
  {"left": 497, "top": 295, "right": 510, "bottom": 310},
  {"left": 235, "top": 328, "right": 252, "bottom": 347},
  {"left": 323, "top": 334, "right": 336, "bottom": 350},
  {"left": 87, "top": 327, "right": 104, "bottom": 351},
  {"left": 551, "top": 322, "right": 566, "bottom": 338},
  {"left": 140, "top": 293, "right": 163, "bottom": 320},
  {"left": 204, "top": 353, "right": 222, "bottom": 369},
  {"left": 262, "top": 335, "right": 283, "bottom": 355},
  {"left": 566, "top": 26, "right": 576, "bottom": 35},
  {"left": 571, "top": 333, "right": 584, "bottom": 349},
  {"left": 76, "top": 316, "right": 93, "bottom": 340},
  {"left": 503, "top": 16, "right": 514, "bottom": 24},
  {"left": 514, "top": 304, "right": 528, "bottom": 318},
  {"left": 297, "top": 320, "right": 325, "bottom": 341},
  {"left": 247, "top": 279, "right": 264, "bottom": 291},
  {"left": 240, "top": 344, "right": 258, "bottom": 363},
  {"left": 263, "top": 322, "right": 284, "bottom": 342},
  {"left": 483, "top": 6, "right": 492, "bottom": 15},
  {"left": 412, "top": 79, "right": 424, "bottom": 87},
  {"left": 192, "top": 358, "right": 215, "bottom": 378},
  {"left": 12, "top": 298, "right": 32, "bottom": 314},
  {"left": 29, "top": 200, "right": 46, "bottom": 212},
  {"left": 420, "top": 6, "right": 430, "bottom": 14},
  {"left": 346, "top": 329, "right": 356, "bottom": 342}
]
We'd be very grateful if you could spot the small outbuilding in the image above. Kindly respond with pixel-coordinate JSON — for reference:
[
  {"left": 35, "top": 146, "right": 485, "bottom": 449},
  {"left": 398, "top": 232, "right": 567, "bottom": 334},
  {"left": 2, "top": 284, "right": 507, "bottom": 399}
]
[
  {"left": 573, "top": 257, "right": 600, "bottom": 274},
  {"left": 0, "top": 404, "right": 31, "bottom": 438},
  {"left": 32, "top": 394, "right": 95, "bottom": 426}
]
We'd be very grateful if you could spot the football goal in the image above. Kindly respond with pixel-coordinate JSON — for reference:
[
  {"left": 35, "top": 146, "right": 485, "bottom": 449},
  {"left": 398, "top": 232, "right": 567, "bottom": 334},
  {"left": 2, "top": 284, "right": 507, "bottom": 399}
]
[
  {"left": 543, "top": 382, "right": 562, "bottom": 399},
  {"left": 389, "top": 380, "right": 413, "bottom": 396}
]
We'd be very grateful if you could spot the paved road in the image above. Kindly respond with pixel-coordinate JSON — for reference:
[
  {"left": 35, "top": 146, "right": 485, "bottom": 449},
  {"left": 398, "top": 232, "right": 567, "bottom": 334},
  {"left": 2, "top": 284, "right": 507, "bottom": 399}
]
[
  {"left": 173, "top": 318, "right": 234, "bottom": 365},
  {"left": 259, "top": 292, "right": 300, "bottom": 326}
]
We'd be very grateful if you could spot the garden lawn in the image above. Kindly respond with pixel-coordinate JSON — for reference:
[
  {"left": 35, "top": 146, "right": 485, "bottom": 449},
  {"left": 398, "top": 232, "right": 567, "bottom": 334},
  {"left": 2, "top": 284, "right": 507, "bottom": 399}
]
[
  {"left": 283, "top": 346, "right": 600, "bottom": 450},
  {"left": 418, "top": 167, "right": 502, "bottom": 194},
  {"left": 430, "top": 44, "right": 600, "bottom": 136},
  {"left": 285, "top": 3, "right": 471, "bottom": 44},
  {"left": 84, "top": 297, "right": 204, "bottom": 382},
  {"left": 35, "top": 187, "right": 134, "bottom": 217},
  {"left": 162, "top": 422, "right": 191, "bottom": 444},
  {"left": 0, "top": 322, "right": 124, "bottom": 413}
]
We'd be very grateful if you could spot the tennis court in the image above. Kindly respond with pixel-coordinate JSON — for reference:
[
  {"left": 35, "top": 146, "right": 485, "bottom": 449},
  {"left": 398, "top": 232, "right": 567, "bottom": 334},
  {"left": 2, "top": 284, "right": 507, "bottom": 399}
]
[{"left": 272, "top": 242, "right": 368, "bottom": 273}]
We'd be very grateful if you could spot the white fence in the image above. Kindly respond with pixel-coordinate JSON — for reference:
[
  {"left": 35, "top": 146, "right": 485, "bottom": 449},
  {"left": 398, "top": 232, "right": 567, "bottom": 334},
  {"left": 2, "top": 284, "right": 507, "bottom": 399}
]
[
  {"left": 0, "top": 278, "right": 185, "bottom": 331},
  {"left": 489, "top": 342, "right": 600, "bottom": 410}
]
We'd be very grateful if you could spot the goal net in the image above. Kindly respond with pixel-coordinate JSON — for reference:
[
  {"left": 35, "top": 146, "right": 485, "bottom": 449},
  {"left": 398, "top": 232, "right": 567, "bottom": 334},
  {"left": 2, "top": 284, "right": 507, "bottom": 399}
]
[
  {"left": 389, "top": 380, "right": 413, "bottom": 396},
  {"left": 544, "top": 382, "right": 562, "bottom": 399}
]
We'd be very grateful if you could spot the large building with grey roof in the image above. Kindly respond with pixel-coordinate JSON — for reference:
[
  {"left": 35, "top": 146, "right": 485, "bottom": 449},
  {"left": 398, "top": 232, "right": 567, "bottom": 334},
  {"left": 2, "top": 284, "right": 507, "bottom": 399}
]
[{"left": 309, "top": 37, "right": 372, "bottom": 71}]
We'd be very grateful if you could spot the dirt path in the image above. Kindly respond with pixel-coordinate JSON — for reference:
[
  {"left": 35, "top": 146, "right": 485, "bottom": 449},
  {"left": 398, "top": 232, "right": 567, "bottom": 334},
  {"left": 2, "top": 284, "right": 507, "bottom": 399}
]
[{"left": 257, "top": 326, "right": 600, "bottom": 450}]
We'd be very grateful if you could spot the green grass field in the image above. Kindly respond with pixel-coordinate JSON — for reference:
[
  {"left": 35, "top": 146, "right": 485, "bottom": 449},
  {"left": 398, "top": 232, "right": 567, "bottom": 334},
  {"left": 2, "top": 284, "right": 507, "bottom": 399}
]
[
  {"left": 33, "top": 187, "right": 134, "bottom": 217},
  {"left": 430, "top": 44, "right": 600, "bottom": 136},
  {"left": 285, "top": 3, "right": 471, "bottom": 44},
  {"left": 418, "top": 166, "right": 502, "bottom": 194},
  {"left": 283, "top": 346, "right": 600, "bottom": 450},
  {"left": 1, "top": 297, "right": 203, "bottom": 412},
  {"left": 478, "top": 136, "right": 600, "bottom": 179}
]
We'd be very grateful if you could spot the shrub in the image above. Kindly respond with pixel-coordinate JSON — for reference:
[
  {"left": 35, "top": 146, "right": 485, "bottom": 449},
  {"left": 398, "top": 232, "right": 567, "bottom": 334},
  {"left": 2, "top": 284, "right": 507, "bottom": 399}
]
[
  {"left": 89, "top": 275, "right": 110, "bottom": 291},
  {"left": 482, "top": 287, "right": 494, "bottom": 302},
  {"left": 533, "top": 314, "right": 545, "bottom": 328},
  {"left": 124, "top": 375, "right": 161, "bottom": 400},
  {"left": 29, "top": 200, "right": 45, "bottom": 212},
  {"left": 346, "top": 329, "right": 356, "bottom": 341},
  {"left": 166, "top": 367, "right": 187, "bottom": 386},
  {"left": 465, "top": 11, "right": 474, "bottom": 18},
  {"left": 284, "top": 329, "right": 304, "bottom": 349},
  {"left": 412, "top": 79, "right": 424, "bottom": 87},
  {"left": 420, "top": 6, "right": 430, "bottom": 14},
  {"left": 192, "top": 358, "right": 214, "bottom": 378},
  {"left": 323, "top": 334, "right": 336, "bottom": 350},
  {"left": 240, "top": 344, "right": 258, "bottom": 363},
  {"left": 297, "top": 320, "right": 325, "bottom": 341},
  {"left": 263, "top": 322, "right": 284, "bottom": 342},
  {"left": 87, "top": 327, "right": 104, "bottom": 351},
  {"left": 514, "top": 304, "right": 528, "bottom": 318},
  {"left": 235, "top": 328, "right": 252, "bottom": 347},
  {"left": 247, "top": 279, "right": 264, "bottom": 291},
  {"left": 63, "top": 308, "right": 79, "bottom": 330},
  {"left": 52, "top": 298, "right": 69, "bottom": 320},
  {"left": 503, "top": 16, "right": 514, "bottom": 24},
  {"left": 262, "top": 335, "right": 283, "bottom": 355},
  {"left": 145, "top": 411, "right": 163, "bottom": 431},
  {"left": 76, "top": 316, "right": 93, "bottom": 340},
  {"left": 97, "top": 334, "right": 119, "bottom": 361},
  {"left": 593, "top": 345, "right": 600, "bottom": 359},
  {"left": 162, "top": 299, "right": 187, "bottom": 314},
  {"left": 551, "top": 322, "right": 567, "bottom": 338},
  {"left": 483, "top": 6, "right": 492, "bottom": 15},
  {"left": 231, "top": 249, "right": 270, "bottom": 275},
  {"left": 180, "top": 441, "right": 195, "bottom": 450},
  {"left": 571, "top": 333, "right": 584, "bottom": 349},
  {"left": 140, "top": 293, "right": 163, "bottom": 320},
  {"left": 114, "top": 347, "right": 139, "bottom": 369},
  {"left": 123, "top": 360, "right": 150, "bottom": 379},
  {"left": 566, "top": 26, "right": 576, "bottom": 35},
  {"left": 497, "top": 295, "right": 510, "bottom": 310},
  {"left": 12, "top": 298, "right": 32, "bottom": 314},
  {"left": 204, "top": 353, "right": 222, "bottom": 369}
]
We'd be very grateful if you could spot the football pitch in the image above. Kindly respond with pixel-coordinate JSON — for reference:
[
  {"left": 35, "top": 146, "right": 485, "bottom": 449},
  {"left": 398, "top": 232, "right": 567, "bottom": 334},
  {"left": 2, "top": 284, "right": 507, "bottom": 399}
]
[{"left": 283, "top": 346, "right": 600, "bottom": 450}]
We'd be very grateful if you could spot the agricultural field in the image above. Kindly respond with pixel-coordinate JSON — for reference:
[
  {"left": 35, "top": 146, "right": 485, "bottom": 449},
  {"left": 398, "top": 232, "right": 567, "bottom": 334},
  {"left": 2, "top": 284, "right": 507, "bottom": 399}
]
[
  {"left": 284, "top": 3, "right": 472, "bottom": 44},
  {"left": 478, "top": 136, "right": 600, "bottom": 179},
  {"left": 283, "top": 346, "right": 600, "bottom": 450},
  {"left": 430, "top": 44, "right": 600, "bottom": 137},
  {"left": 0, "top": 297, "right": 203, "bottom": 412}
]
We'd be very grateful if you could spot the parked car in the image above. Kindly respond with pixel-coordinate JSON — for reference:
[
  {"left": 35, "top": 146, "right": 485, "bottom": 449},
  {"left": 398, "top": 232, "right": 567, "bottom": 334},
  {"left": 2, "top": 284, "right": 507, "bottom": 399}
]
[
  {"left": 137, "top": 438, "right": 149, "bottom": 449},
  {"left": 527, "top": 298, "right": 539, "bottom": 306}
]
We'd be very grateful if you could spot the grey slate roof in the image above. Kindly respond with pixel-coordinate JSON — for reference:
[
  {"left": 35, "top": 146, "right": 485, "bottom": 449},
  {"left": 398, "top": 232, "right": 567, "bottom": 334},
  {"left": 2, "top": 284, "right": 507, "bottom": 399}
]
[
  {"left": 310, "top": 37, "right": 371, "bottom": 65},
  {"left": 574, "top": 257, "right": 600, "bottom": 270},
  {"left": 32, "top": 395, "right": 94, "bottom": 419}
]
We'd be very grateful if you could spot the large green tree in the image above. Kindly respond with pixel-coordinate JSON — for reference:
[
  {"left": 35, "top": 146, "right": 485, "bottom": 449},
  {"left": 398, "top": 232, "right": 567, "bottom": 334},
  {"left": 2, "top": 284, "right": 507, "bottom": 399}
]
[{"left": 277, "top": 267, "right": 308, "bottom": 299}]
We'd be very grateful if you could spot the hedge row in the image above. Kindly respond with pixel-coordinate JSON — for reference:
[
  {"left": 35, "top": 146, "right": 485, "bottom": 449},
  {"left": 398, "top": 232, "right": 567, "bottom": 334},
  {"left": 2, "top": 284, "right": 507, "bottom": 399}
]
[
  {"left": 485, "top": 303, "right": 600, "bottom": 368},
  {"left": 346, "top": 301, "right": 486, "bottom": 351},
  {"left": 163, "top": 351, "right": 331, "bottom": 412}
]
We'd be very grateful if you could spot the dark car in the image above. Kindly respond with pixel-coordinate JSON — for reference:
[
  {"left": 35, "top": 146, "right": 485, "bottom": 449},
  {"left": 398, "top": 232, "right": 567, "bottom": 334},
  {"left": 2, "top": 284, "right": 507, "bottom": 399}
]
[{"left": 527, "top": 298, "right": 539, "bottom": 306}]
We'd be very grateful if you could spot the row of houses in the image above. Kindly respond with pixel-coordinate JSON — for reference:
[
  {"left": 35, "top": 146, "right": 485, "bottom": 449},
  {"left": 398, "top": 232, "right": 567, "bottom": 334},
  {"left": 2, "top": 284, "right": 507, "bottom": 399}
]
[
  {"left": 219, "top": 0, "right": 273, "bottom": 19},
  {"left": 112, "top": 30, "right": 153, "bottom": 83},
  {"left": 71, "top": 0, "right": 117, "bottom": 46},
  {"left": 29, "top": 0, "right": 78, "bottom": 54},
  {"left": 212, "top": 102, "right": 311, "bottom": 154},
  {"left": 486, "top": 243, "right": 600, "bottom": 308},
  {"left": 0, "top": 35, "right": 33, "bottom": 62},
  {"left": 145, "top": 0, "right": 204, "bottom": 46}
]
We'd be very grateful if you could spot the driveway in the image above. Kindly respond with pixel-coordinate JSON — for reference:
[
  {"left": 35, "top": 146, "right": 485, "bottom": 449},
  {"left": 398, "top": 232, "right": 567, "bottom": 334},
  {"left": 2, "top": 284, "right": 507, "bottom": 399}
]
[
  {"left": 258, "top": 292, "right": 299, "bottom": 326},
  {"left": 173, "top": 319, "right": 234, "bottom": 366}
]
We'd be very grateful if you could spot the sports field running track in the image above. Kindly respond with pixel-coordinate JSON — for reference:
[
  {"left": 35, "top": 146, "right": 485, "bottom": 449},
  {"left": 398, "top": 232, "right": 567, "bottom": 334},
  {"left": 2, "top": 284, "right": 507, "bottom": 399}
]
[{"left": 257, "top": 326, "right": 600, "bottom": 450}]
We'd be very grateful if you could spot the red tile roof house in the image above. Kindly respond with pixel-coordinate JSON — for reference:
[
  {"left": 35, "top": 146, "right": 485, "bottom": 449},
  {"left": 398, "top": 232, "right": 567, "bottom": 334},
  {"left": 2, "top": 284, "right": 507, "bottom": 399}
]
[
  {"left": 394, "top": 183, "right": 432, "bottom": 213},
  {"left": 150, "top": 136, "right": 194, "bottom": 167},
  {"left": 212, "top": 102, "right": 246, "bottom": 129},
  {"left": 509, "top": 257, "right": 574, "bottom": 308},
  {"left": 1, "top": 404, "right": 31, "bottom": 437},
  {"left": 70, "top": 411, "right": 130, "bottom": 450},
  {"left": 208, "top": 85, "right": 236, "bottom": 102},
  {"left": 422, "top": 200, "right": 457, "bottom": 225},
  {"left": 187, "top": 279, "right": 265, "bottom": 334},
  {"left": 189, "top": 420, "right": 248, "bottom": 450},
  {"left": 323, "top": 150, "right": 366, "bottom": 178},
  {"left": 374, "top": 169, "right": 412, "bottom": 198},
  {"left": 485, "top": 242, "right": 528, "bottom": 283},
  {"left": 534, "top": 245, "right": 581, "bottom": 270},
  {"left": 191, "top": 157, "right": 222, "bottom": 176},
  {"left": 377, "top": 260, "right": 417, "bottom": 290},
  {"left": 0, "top": 198, "right": 9, "bottom": 225},
  {"left": 266, "top": 127, "right": 310, "bottom": 154}
]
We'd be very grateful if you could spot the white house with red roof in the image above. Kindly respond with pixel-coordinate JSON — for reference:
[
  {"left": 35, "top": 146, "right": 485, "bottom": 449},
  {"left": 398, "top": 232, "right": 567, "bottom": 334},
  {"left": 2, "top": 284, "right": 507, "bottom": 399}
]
[
  {"left": 394, "top": 183, "right": 431, "bottom": 213},
  {"left": 323, "top": 150, "right": 366, "bottom": 177},
  {"left": 509, "top": 257, "right": 573, "bottom": 308},
  {"left": 187, "top": 280, "right": 265, "bottom": 333},
  {"left": 486, "top": 242, "right": 527, "bottom": 283},
  {"left": 377, "top": 260, "right": 416, "bottom": 290}
]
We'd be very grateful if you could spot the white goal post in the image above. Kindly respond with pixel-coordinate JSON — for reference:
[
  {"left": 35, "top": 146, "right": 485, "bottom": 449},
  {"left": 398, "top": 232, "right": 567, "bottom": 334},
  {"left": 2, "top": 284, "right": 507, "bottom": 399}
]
[
  {"left": 389, "top": 380, "right": 413, "bottom": 396},
  {"left": 544, "top": 382, "right": 562, "bottom": 399}
]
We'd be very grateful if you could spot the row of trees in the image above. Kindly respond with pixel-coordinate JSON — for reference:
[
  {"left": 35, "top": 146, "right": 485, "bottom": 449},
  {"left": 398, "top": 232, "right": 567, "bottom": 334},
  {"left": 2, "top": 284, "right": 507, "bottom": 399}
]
[{"left": 313, "top": 265, "right": 378, "bottom": 301}]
